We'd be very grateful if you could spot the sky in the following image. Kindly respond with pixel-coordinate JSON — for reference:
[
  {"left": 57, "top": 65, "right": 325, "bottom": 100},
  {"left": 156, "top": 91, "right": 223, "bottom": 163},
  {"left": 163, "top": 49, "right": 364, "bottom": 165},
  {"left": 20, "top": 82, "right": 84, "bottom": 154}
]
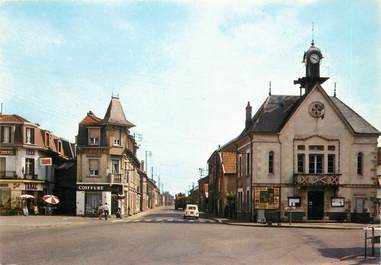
[{"left": 0, "top": 0, "right": 380, "bottom": 195}]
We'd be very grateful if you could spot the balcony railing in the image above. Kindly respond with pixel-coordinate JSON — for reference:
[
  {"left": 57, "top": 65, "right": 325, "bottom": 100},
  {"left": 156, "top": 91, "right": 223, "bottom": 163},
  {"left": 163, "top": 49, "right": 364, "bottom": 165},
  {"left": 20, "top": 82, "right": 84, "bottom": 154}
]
[
  {"left": 109, "top": 173, "right": 123, "bottom": 184},
  {"left": 24, "top": 174, "right": 38, "bottom": 180},
  {"left": 0, "top": 171, "right": 17, "bottom": 179},
  {"left": 294, "top": 173, "right": 341, "bottom": 186}
]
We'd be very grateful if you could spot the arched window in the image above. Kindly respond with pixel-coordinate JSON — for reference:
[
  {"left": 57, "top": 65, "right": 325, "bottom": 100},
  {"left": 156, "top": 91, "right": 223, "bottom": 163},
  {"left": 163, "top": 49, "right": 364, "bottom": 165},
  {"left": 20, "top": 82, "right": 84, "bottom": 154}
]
[
  {"left": 268, "top": 151, "right": 274, "bottom": 174},
  {"left": 357, "top": 152, "right": 363, "bottom": 175}
]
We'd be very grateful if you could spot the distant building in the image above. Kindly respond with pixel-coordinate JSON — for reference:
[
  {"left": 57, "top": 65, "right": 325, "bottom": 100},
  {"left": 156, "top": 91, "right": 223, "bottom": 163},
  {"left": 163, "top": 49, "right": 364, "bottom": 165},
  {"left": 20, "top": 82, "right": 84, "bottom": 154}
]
[
  {"left": 0, "top": 114, "right": 75, "bottom": 215},
  {"left": 208, "top": 149, "right": 237, "bottom": 217},
  {"left": 198, "top": 176, "right": 208, "bottom": 212},
  {"left": 163, "top": 192, "right": 174, "bottom": 206}
]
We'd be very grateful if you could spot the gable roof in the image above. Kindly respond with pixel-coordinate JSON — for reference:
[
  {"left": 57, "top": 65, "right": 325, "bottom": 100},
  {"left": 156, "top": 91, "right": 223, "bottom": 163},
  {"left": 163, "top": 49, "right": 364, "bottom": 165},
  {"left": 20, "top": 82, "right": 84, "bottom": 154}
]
[
  {"left": 79, "top": 111, "right": 101, "bottom": 126},
  {"left": 101, "top": 97, "right": 135, "bottom": 128},
  {"left": 244, "top": 85, "right": 380, "bottom": 136},
  {"left": 220, "top": 152, "right": 236, "bottom": 174}
]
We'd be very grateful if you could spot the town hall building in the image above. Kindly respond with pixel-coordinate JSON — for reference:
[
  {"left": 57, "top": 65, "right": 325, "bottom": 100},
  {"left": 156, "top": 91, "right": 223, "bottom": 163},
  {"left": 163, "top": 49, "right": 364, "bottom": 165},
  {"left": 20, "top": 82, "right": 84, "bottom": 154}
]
[{"left": 216, "top": 40, "right": 380, "bottom": 223}]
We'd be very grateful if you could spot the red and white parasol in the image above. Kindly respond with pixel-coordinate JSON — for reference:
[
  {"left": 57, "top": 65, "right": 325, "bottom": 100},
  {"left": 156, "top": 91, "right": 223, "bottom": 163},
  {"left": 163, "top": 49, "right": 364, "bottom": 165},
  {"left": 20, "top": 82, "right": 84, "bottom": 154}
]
[
  {"left": 42, "top": 195, "right": 60, "bottom": 205},
  {"left": 18, "top": 194, "right": 35, "bottom": 199}
]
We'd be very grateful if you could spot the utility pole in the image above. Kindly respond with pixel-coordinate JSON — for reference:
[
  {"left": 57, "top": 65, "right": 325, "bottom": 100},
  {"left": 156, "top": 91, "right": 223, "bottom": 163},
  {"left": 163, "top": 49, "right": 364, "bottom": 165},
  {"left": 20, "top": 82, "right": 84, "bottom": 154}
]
[
  {"left": 145, "top": 150, "right": 151, "bottom": 173},
  {"left": 151, "top": 166, "right": 154, "bottom": 180}
]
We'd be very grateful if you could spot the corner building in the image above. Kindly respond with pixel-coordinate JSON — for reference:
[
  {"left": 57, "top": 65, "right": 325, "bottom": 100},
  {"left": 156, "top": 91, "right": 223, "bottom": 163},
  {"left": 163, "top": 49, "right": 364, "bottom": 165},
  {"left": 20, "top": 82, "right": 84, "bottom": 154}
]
[{"left": 76, "top": 96, "right": 140, "bottom": 216}]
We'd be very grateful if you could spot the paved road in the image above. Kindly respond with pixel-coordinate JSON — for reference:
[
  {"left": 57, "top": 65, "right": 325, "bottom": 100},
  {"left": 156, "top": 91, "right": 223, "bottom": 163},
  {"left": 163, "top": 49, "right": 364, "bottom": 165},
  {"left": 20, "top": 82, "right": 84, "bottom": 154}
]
[{"left": 0, "top": 207, "right": 375, "bottom": 265}]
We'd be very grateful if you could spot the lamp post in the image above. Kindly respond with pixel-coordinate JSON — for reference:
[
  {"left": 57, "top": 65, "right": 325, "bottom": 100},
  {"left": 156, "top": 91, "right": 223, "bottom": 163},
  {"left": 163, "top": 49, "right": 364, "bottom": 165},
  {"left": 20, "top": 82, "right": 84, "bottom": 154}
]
[{"left": 145, "top": 150, "right": 152, "bottom": 174}]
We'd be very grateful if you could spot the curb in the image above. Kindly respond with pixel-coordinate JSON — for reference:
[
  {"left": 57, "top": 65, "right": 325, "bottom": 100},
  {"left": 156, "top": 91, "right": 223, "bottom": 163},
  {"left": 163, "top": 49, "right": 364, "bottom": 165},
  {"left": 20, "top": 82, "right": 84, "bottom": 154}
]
[{"left": 204, "top": 216, "right": 363, "bottom": 230}]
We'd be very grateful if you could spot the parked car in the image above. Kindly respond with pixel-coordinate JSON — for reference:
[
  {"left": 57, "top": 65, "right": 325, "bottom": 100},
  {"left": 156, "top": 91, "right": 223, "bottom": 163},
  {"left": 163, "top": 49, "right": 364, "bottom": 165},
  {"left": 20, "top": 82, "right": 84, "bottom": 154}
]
[{"left": 184, "top": 204, "right": 199, "bottom": 219}]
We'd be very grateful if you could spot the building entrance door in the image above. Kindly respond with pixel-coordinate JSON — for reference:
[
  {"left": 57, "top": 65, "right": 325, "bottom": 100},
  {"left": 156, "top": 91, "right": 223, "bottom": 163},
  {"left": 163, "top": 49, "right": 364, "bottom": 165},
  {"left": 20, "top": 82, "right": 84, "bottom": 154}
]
[{"left": 308, "top": 191, "right": 324, "bottom": 220}]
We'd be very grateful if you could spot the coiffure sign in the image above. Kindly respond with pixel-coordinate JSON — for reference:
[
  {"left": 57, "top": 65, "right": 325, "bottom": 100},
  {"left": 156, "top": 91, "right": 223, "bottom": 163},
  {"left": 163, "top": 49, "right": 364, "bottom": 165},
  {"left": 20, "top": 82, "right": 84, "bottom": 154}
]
[
  {"left": 77, "top": 184, "right": 122, "bottom": 193},
  {"left": 77, "top": 184, "right": 106, "bottom": 191}
]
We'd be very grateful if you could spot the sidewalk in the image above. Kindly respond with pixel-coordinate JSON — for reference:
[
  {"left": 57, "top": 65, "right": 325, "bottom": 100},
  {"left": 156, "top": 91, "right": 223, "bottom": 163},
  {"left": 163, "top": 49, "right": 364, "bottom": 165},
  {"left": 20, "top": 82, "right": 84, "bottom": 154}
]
[
  {"left": 203, "top": 214, "right": 370, "bottom": 230},
  {"left": 0, "top": 207, "right": 164, "bottom": 232}
]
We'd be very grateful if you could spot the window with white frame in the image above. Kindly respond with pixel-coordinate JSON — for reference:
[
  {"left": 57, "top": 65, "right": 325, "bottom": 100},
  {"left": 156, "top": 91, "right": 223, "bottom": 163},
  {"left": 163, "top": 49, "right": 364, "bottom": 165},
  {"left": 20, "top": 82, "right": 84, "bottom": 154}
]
[
  {"left": 25, "top": 128, "right": 34, "bottom": 144},
  {"left": 113, "top": 129, "right": 121, "bottom": 146},
  {"left": 309, "top": 154, "right": 323, "bottom": 174},
  {"left": 297, "top": 154, "right": 305, "bottom": 173},
  {"left": 1, "top": 126, "right": 11, "bottom": 143},
  {"left": 112, "top": 160, "right": 119, "bottom": 174},
  {"left": 88, "top": 128, "right": 100, "bottom": 145},
  {"left": 327, "top": 154, "right": 335, "bottom": 174},
  {"left": 25, "top": 158, "right": 35, "bottom": 177},
  {"left": 89, "top": 159, "right": 100, "bottom": 176}
]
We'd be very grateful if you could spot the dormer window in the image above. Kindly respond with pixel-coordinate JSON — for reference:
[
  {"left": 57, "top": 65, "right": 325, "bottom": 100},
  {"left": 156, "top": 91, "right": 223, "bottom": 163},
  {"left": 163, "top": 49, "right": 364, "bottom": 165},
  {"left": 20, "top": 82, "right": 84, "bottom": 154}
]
[
  {"left": 25, "top": 128, "right": 35, "bottom": 144},
  {"left": 88, "top": 128, "right": 100, "bottom": 146},
  {"left": 45, "top": 132, "right": 50, "bottom": 146},
  {"left": 58, "top": 141, "right": 62, "bottom": 153}
]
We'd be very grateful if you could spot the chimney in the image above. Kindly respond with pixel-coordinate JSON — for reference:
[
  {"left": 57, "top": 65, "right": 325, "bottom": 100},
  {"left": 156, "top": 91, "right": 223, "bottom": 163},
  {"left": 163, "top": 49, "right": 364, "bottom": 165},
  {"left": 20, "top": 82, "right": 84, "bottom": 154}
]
[
  {"left": 140, "top": 160, "right": 145, "bottom": 172},
  {"left": 245, "top": 101, "right": 252, "bottom": 128}
]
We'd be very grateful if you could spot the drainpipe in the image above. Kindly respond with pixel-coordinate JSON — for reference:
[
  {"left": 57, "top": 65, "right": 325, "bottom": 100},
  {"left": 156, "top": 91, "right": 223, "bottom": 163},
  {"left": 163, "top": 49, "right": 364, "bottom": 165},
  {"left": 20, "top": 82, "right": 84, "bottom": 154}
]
[
  {"left": 235, "top": 142, "right": 239, "bottom": 220},
  {"left": 250, "top": 133, "right": 253, "bottom": 222}
]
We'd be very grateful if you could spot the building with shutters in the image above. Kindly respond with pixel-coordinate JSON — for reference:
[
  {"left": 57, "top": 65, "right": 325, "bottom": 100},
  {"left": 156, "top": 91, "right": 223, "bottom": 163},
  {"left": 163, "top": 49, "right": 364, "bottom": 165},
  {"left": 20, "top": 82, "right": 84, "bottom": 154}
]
[{"left": 0, "top": 114, "right": 75, "bottom": 215}]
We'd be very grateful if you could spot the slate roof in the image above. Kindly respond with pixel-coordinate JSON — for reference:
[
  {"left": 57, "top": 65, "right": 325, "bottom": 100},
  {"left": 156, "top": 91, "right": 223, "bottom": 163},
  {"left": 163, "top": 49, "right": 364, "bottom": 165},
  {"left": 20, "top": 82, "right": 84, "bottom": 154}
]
[
  {"left": 101, "top": 97, "right": 135, "bottom": 128},
  {"left": 330, "top": 97, "right": 380, "bottom": 134},
  {"left": 243, "top": 93, "right": 380, "bottom": 135}
]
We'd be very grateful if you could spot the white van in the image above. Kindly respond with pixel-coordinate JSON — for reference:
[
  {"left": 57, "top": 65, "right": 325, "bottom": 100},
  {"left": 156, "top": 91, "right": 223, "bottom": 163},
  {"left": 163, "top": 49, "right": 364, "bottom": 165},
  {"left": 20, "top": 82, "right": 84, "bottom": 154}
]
[{"left": 184, "top": 204, "right": 199, "bottom": 219}]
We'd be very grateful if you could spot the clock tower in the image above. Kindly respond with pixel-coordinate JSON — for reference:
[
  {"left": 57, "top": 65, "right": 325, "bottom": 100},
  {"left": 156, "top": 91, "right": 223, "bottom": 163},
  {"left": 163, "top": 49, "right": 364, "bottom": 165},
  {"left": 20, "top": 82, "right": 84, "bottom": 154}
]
[{"left": 294, "top": 40, "right": 329, "bottom": 93}]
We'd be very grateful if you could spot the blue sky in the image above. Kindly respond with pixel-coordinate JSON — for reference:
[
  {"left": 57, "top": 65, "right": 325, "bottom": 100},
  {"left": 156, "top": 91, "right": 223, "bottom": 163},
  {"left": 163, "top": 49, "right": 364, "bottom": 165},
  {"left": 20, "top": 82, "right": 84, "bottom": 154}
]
[{"left": 0, "top": 0, "right": 380, "bottom": 194}]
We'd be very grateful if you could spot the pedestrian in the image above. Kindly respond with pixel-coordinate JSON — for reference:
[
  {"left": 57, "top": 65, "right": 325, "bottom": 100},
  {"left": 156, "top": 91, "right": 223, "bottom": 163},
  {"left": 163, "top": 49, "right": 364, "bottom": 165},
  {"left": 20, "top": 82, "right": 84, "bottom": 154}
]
[
  {"left": 33, "top": 205, "right": 38, "bottom": 215},
  {"left": 103, "top": 202, "right": 109, "bottom": 220},
  {"left": 98, "top": 204, "right": 104, "bottom": 220},
  {"left": 116, "top": 207, "right": 122, "bottom": 219},
  {"left": 22, "top": 204, "right": 29, "bottom": 216}
]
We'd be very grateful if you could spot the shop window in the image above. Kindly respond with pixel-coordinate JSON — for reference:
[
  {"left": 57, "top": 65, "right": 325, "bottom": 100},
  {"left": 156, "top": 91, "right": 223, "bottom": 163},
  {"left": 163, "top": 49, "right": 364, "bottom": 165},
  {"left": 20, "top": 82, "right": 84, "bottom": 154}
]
[
  {"left": 88, "top": 128, "right": 100, "bottom": 145},
  {"left": 25, "top": 128, "right": 35, "bottom": 144},
  {"left": 297, "top": 154, "right": 305, "bottom": 173},
  {"left": 328, "top": 154, "right": 335, "bottom": 174},
  {"left": 309, "top": 154, "right": 323, "bottom": 174},
  {"left": 89, "top": 159, "right": 100, "bottom": 176},
  {"left": 357, "top": 152, "right": 363, "bottom": 176},
  {"left": 268, "top": 151, "right": 274, "bottom": 174}
]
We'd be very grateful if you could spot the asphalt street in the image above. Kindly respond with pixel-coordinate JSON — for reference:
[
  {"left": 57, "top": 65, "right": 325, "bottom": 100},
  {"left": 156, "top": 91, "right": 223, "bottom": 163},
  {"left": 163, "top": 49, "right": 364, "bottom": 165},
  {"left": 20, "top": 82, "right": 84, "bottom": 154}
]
[{"left": 0, "top": 207, "right": 374, "bottom": 265}]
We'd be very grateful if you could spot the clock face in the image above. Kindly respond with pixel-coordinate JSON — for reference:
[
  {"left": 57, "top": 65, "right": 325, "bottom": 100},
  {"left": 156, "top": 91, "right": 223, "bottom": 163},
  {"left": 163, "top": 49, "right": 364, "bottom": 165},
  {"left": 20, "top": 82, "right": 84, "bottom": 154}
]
[{"left": 310, "top": 53, "right": 320, "bottom": 64}]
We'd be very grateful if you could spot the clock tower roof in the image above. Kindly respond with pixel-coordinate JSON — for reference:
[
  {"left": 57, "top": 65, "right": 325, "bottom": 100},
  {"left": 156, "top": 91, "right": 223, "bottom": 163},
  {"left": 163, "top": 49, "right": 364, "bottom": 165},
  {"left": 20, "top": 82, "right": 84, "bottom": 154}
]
[{"left": 303, "top": 43, "right": 323, "bottom": 63}]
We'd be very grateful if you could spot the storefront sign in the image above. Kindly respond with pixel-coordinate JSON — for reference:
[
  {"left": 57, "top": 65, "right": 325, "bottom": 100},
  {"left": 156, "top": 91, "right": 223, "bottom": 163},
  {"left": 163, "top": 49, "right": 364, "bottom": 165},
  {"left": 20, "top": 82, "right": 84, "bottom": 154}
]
[
  {"left": 0, "top": 149, "right": 15, "bottom": 155},
  {"left": 77, "top": 184, "right": 123, "bottom": 193},
  {"left": 0, "top": 183, "right": 10, "bottom": 190},
  {"left": 78, "top": 185, "right": 105, "bottom": 191},
  {"left": 288, "top": 197, "right": 301, "bottom": 207},
  {"left": 25, "top": 183, "right": 38, "bottom": 190},
  {"left": 331, "top": 197, "right": 345, "bottom": 207},
  {"left": 40, "top": 157, "right": 52, "bottom": 166}
]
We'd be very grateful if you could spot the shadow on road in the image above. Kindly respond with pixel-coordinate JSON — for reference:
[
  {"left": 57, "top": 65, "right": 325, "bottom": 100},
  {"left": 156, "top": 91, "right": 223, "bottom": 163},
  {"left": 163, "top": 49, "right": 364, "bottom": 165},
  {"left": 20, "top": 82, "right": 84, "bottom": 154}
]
[{"left": 319, "top": 247, "right": 380, "bottom": 264}]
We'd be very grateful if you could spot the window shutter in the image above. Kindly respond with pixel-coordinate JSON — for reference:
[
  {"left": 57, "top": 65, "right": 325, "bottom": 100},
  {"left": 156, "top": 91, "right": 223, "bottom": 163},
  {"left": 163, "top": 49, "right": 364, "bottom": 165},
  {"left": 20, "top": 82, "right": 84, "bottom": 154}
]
[{"left": 89, "top": 159, "right": 99, "bottom": 170}]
